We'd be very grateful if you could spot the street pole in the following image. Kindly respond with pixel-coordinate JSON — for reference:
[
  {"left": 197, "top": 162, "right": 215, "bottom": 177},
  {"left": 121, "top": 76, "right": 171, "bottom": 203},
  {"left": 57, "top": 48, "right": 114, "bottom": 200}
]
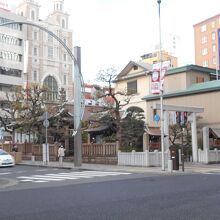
[{"left": 157, "top": 0, "right": 165, "bottom": 171}]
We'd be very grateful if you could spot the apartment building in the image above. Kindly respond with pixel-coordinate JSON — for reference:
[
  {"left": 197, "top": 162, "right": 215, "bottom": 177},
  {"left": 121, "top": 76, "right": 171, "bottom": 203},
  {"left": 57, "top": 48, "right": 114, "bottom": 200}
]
[
  {"left": 194, "top": 14, "right": 220, "bottom": 69},
  {"left": 0, "top": 6, "right": 27, "bottom": 109},
  {"left": 141, "top": 51, "right": 178, "bottom": 68}
]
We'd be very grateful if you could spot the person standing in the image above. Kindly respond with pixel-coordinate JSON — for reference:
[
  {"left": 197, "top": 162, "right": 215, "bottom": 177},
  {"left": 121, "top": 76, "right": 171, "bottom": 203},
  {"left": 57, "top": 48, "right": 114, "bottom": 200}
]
[{"left": 58, "top": 144, "right": 65, "bottom": 166}]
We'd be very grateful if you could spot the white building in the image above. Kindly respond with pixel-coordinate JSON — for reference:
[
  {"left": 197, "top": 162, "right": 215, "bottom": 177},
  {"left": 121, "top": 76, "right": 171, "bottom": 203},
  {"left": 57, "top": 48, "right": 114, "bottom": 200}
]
[
  {"left": 0, "top": 6, "right": 27, "bottom": 108},
  {"left": 16, "top": 0, "right": 73, "bottom": 102}
]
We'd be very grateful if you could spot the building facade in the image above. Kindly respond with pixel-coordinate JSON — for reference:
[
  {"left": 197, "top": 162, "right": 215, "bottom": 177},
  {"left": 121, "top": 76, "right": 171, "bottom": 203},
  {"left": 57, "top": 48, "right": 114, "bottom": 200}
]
[
  {"left": 194, "top": 14, "right": 220, "bottom": 70},
  {"left": 0, "top": 7, "right": 27, "bottom": 109},
  {"left": 141, "top": 51, "right": 178, "bottom": 68},
  {"left": 16, "top": 0, "right": 73, "bottom": 103}
]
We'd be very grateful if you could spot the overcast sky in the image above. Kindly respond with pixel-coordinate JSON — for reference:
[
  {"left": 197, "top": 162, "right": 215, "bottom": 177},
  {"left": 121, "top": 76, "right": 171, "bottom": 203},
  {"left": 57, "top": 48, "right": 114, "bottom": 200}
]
[{"left": 9, "top": 0, "right": 220, "bottom": 83}]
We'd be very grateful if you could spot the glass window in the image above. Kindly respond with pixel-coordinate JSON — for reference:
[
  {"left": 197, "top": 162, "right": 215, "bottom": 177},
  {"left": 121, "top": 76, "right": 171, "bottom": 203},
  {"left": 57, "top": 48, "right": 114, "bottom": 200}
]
[
  {"left": 31, "top": 10, "right": 35, "bottom": 20},
  {"left": 48, "top": 33, "right": 53, "bottom": 42},
  {"left": 211, "top": 20, "right": 216, "bottom": 28},
  {"left": 33, "top": 70, "right": 37, "bottom": 81},
  {"left": 212, "top": 32, "right": 216, "bottom": 41},
  {"left": 34, "top": 31, "right": 37, "bottom": 40},
  {"left": 34, "top": 48, "right": 37, "bottom": 56},
  {"left": 64, "top": 75, "right": 66, "bottom": 85},
  {"left": 43, "top": 76, "right": 58, "bottom": 101},
  {"left": 62, "top": 19, "right": 65, "bottom": 28},
  {"left": 201, "top": 24, "right": 207, "bottom": 32},
  {"left": 63, "top": 53, "right": 66, "bottom": 61},
  {"left": 48, "top": 46, "right": 53, "bottom": 59},
  {"left": 212, "top": 44, "right": 216, "bottom": 53},
  {"left": 201, "top": 36, "right": 207, "bottom": 44},
  {"left": 202, "top": 48, "right": 208, "bottom": 55},
  {"left": 202, "top": 60, "right": 208, "bottom": 67},
  {"left": 212, "top": 56, "right": 216, "bottom": 65},
  {"left": 127, "top": 80, "right": 137, "bottom": 94}
]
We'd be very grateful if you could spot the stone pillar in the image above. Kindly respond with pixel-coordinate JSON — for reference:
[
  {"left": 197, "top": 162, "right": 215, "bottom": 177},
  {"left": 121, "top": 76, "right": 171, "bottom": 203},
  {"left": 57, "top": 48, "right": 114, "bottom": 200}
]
[
  {"left": 143, "top": 132, "right": 149, "bottom": 151},
  {"left": 203, "top": 127, "right": 209, "bottom": 150},
  {"left": 191, "top": 113, "right": 198, "bottom": 162},
  {"left": 164, "top": 110, "right": 169, "bottom": 151}
]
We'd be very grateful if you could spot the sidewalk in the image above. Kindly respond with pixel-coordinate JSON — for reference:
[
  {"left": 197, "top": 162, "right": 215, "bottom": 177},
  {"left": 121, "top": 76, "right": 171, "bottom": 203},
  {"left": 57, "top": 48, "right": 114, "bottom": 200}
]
[{"left": 17, "top": 160, "right": 220, "bottom": 174}]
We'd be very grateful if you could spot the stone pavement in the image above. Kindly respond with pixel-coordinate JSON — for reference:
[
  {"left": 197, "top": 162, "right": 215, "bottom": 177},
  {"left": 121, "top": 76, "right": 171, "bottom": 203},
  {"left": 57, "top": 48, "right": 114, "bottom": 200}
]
[{"left": 17, "top": 160, "right": 220, "bottom": 174}]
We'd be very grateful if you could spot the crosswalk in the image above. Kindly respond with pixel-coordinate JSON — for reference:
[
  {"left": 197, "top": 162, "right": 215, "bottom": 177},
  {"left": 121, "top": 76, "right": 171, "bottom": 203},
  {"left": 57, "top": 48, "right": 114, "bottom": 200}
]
[{"left": 17, "top": 171, "right": 131, "bottom": 183}]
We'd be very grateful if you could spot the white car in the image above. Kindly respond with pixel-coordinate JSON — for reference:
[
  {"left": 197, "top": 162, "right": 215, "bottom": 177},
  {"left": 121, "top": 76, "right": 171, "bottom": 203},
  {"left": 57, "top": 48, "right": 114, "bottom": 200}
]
[{"left": 0, "top": 149, "right": 15, "bottom": 167}]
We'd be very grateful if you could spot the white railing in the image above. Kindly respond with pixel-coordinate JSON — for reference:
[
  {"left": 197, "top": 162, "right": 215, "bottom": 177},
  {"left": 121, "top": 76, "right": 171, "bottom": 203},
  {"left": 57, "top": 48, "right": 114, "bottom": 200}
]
[
  {"left": 118, "top": 150, "right": 170, "bottom": 167},
  {"left": 198, "top": 148, "right": 220, "bottom": 164}
]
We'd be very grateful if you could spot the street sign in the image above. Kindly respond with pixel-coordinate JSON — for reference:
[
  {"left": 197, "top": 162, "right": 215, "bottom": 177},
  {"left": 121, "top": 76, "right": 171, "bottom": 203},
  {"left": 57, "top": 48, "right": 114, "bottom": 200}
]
[
  {"left": 154, "top": 114, "right": 160, "bottom": 123},
  {"left": 42, "top": 112, "right": 50, "bottom": 120},
  {"left": 43, "top": 119, "right": 49, "bottom": 128}
]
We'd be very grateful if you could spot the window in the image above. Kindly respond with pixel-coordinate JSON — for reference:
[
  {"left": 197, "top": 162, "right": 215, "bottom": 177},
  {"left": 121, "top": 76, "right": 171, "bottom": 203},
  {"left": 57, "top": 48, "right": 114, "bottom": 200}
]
[
  {"left": 64, "top": 75, "right": 67, "bottom": 85},
  {"left": 34, "top": 48, "right": 37, "bottom": 56},
  {"left": 196, "top": 76, "right": 204, "bottom": 83},
  {"left": 34, "top": 31, "right": 37, "bottom": 40},
  {"left": 211, "top": 20, "right": 216, "bottom": 28},
  {"left": 212, "top": 32, "right": 216, "bottom": 41},
  {"left": 202, "top": 60, "right": 208, "bottom": 67},
  {"left": 31, "top": 10, "right": 35, "bottom": 20},
  {"left": 133, "top": 65, "right": 138, "bottom": 70},
  {"left": 201, "top": 36, "right": 207, "bottom": 44},
  {"left": 201, "top": 24, "right": 207, "bottom": 32},
  {"left": 63, "top": 53, "right": 66, "bottom": 61},
  {"left": 212, "top": 44, "right": 216, "bottom": 53},
  {"left": 127, "top": 80, "right": 137, "bottom": 94},
  {"left": 202, "top": 48, "right": 208, "bottom": 55},
  {"left": 33, "top": 70, "right": 37, "bottom": 81},
  {"left": 63, "top": 38, "right": 66, "bottom": 45},
  {"left": 48, "top": 46, "right": 53, "bottom": 59},
  {"left": 62, "top": 19, "right": 65, "bottom": 28},
  {"left": 43, "top": 76, "right": 58, "bottom": 101},
  {"left": 212, "top": 56, "right": 216, "bottom": 65}
]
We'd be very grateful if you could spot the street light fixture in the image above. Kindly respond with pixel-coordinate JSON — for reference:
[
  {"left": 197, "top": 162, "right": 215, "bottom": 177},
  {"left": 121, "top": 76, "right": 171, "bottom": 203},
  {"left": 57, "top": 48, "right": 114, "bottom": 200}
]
[{"left": 157, "top": 0, "right": 165, "bottom": 171}]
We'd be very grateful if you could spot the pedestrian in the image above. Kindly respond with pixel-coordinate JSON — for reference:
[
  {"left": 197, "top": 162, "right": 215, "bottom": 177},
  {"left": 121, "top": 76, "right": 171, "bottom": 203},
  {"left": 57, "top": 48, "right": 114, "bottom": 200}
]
[
  {"left": 58, "top": 144, "right": 65, "bottom": 166},
  {"left": 12, "top": 144, "right": 18, "bottom": 152}
]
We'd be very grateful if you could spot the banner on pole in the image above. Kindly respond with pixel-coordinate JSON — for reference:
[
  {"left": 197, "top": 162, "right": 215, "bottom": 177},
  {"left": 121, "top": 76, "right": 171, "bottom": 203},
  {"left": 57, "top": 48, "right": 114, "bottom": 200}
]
[{"left": 151, "top": 61, "right": 170, "bottom": 94}]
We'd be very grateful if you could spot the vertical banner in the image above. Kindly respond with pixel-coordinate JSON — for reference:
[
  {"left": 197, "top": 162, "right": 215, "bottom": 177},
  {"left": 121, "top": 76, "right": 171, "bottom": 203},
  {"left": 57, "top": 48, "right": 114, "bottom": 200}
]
[{"left": 151, "top": 61, "right": 170, "bottom": 94}]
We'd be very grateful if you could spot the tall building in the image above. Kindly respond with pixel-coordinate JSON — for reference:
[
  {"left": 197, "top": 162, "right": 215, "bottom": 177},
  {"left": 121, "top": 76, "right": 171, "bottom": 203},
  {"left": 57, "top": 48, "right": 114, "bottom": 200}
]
[
  {"left": 16, "top": 0, "right": 73, "bottom": 103},
  {"left": 0, "top": 6, "right": 27, "bottom": 109},
  {"left": 194, "top": 14, "right": 220, "bottom": 69},
  {"left": 140, "top": 50, "right": 178, "bottom": 68}
]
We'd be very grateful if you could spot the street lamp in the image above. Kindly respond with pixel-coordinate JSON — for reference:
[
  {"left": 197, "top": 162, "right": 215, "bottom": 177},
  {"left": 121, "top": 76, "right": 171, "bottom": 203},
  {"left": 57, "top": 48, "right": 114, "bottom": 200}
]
[{"left": 157, "top": 0, "right": 165, "bottom": 171}]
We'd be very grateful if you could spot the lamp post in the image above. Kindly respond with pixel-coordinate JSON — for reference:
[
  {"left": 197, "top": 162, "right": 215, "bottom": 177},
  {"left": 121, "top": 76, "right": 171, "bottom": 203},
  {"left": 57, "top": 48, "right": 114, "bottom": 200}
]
[{"left": 157, "top": 0, "right": 165, "bottom": 171}]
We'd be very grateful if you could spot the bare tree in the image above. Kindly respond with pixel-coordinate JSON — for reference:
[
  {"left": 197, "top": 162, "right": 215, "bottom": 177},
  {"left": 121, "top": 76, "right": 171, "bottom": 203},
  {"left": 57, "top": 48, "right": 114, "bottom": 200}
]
[{"left": 92, "top": 67, "right": 131, "bottom": 146}]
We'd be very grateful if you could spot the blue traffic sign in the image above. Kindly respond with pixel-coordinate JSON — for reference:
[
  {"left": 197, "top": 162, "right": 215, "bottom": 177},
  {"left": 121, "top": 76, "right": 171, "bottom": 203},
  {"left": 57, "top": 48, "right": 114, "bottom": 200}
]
[{"left": 154, "top": 114, "right": 160, "bottom": 122}]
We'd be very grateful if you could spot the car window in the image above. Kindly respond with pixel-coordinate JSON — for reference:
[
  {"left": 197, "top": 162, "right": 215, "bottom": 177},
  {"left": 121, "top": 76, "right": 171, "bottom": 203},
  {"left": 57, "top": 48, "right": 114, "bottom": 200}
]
[{"left": 0, "top": 150, "right": 8, "bottom": 155}]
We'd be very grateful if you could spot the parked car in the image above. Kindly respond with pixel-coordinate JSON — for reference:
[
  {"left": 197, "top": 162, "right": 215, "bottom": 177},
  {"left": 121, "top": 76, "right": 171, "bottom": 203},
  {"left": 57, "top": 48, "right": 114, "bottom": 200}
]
[{"left": 0, "top": 149, "right": 15, "bottom": 167}]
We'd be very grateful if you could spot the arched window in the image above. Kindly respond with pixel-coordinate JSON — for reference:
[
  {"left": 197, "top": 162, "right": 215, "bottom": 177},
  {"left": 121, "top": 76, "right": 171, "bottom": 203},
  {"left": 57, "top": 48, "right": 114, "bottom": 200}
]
[{"left": 43, "top": 76, "right": 58, "bottom": 101}]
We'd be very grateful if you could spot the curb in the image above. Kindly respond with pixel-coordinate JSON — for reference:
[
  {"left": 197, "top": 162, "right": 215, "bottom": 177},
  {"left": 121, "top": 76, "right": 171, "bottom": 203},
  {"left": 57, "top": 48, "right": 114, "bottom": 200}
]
[{"left": 0, "top": 178, "right": 18, "bottom": 189}]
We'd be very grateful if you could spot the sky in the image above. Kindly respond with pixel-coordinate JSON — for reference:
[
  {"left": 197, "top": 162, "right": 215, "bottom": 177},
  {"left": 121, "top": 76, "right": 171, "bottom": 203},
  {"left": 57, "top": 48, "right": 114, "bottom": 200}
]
[{"left": 8, "top": 0, "right": 220, "bottom": 83}]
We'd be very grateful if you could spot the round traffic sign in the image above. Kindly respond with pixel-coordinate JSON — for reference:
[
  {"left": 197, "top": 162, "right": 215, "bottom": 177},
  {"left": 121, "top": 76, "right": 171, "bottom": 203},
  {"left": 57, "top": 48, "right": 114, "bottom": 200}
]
[
  {"left": 154, "top": 114, "right": 160, "bottom": 122},
  {"left": 43, "top": 119, "right": 49, "bottom": 128}
]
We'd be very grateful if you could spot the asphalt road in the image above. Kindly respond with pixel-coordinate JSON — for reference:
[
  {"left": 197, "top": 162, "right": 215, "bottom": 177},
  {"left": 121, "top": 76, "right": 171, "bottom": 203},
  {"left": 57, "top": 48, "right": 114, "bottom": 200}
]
[{"left": 0, "top": 166, "right": 220, "bottom": 220}]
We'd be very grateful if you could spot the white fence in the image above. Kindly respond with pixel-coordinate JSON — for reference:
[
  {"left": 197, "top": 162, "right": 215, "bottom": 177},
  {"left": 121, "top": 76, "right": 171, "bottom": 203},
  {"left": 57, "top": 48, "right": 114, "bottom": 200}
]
[
  {"left": 118, "top": 150, "right": 170, "bottom": 167},
  {"left": 198, "top": 148, "right": 220, "bottom": 164}
]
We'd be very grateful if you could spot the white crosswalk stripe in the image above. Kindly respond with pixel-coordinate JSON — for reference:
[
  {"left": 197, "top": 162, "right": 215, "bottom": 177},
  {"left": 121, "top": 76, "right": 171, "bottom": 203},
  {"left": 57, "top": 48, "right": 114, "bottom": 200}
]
[{"left": 17, "top": 171, "right": 131, "bottom": 183}]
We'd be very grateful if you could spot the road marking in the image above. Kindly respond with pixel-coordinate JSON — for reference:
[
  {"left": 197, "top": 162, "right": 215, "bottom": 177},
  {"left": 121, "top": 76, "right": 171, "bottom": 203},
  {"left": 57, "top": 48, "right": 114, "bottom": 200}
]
[
  {"left": 0, "top": 172, "right": 11, "bottom": 175},
  {"left": 17, "top": 171, "right": 131, "bottom": 183}
]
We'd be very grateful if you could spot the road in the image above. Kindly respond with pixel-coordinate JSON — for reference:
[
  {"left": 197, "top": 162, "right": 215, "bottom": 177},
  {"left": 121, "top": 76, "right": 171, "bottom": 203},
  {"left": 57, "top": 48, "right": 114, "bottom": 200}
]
[{"left": 0, "top": 165, "right": 220, "bottom": 220}]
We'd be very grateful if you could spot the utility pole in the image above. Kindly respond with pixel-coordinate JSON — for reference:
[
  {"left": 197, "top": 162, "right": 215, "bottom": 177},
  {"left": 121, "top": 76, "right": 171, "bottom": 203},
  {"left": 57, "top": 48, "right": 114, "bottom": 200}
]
[
  {"left": 157, "top": 0, "right": 165, "bottom": 171},
  {"left": 74, "top": 46, "right": 82, "bottom": 167}
]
